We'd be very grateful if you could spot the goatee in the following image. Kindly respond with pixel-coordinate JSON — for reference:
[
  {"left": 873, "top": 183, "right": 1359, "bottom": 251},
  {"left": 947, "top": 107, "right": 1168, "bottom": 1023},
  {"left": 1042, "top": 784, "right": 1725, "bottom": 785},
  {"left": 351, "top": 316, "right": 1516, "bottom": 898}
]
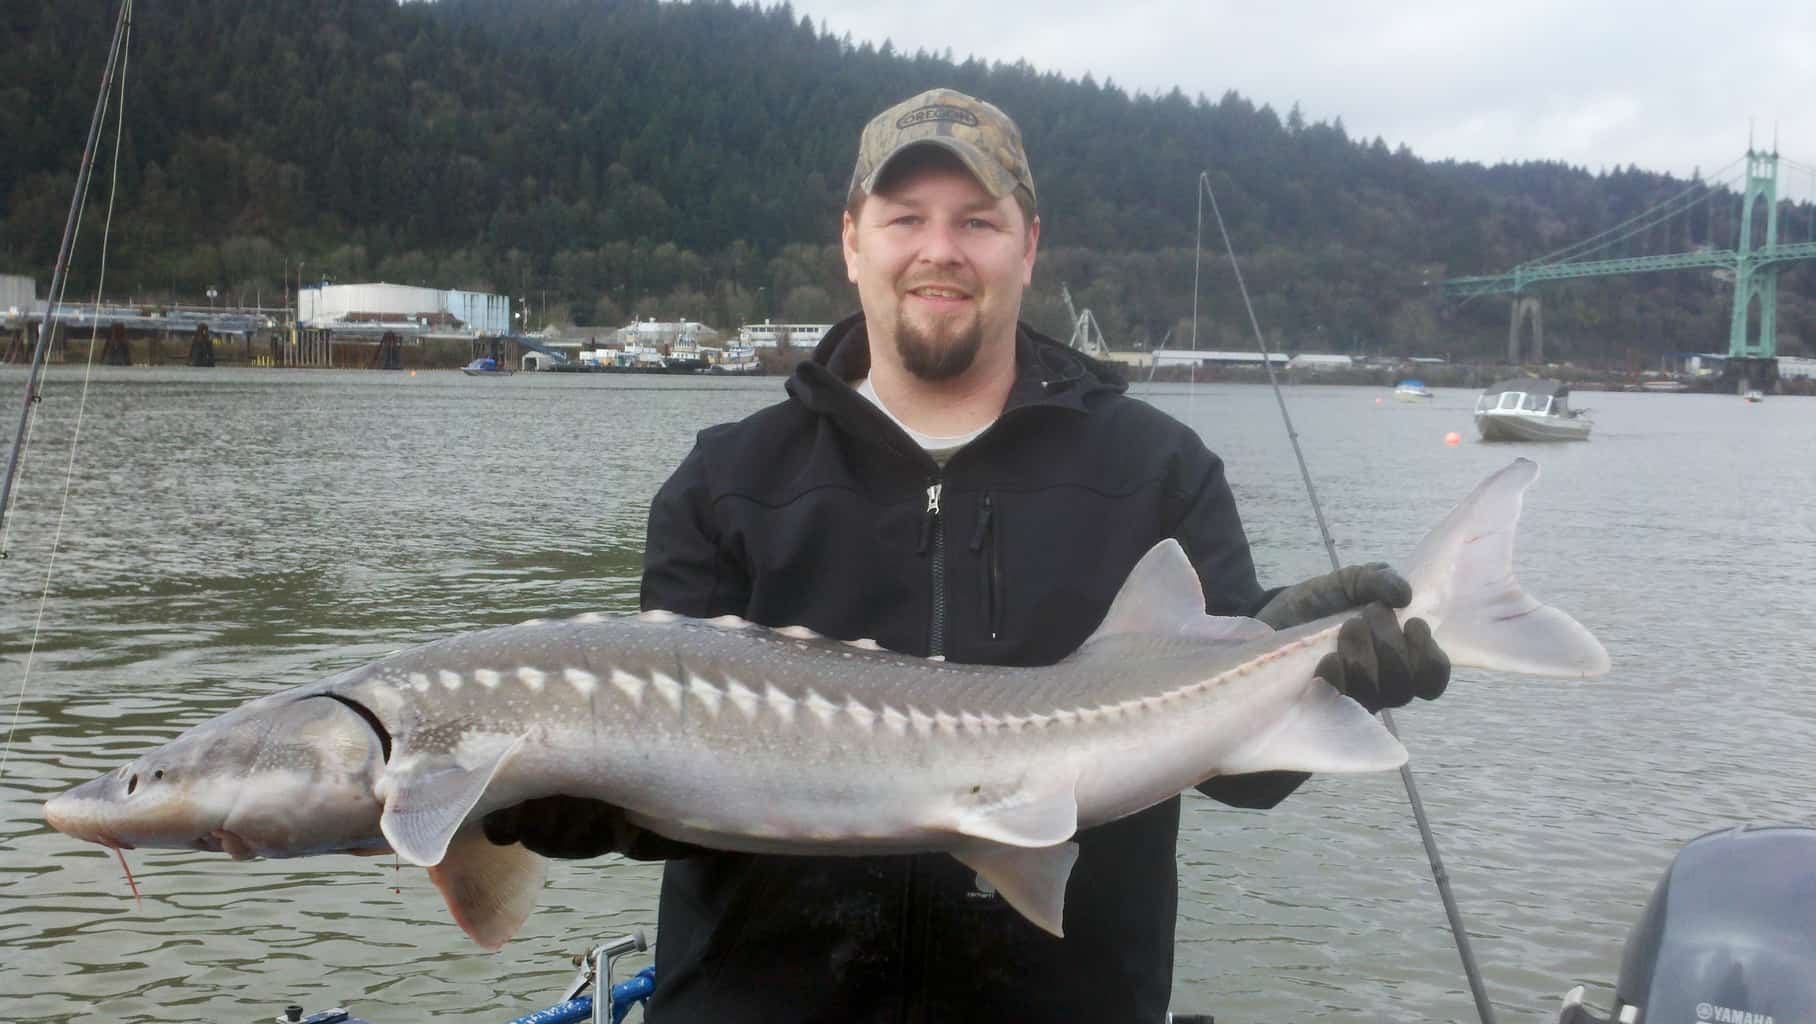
[{"left": 893, "top": 315, "right": 984, "bottom": 382}]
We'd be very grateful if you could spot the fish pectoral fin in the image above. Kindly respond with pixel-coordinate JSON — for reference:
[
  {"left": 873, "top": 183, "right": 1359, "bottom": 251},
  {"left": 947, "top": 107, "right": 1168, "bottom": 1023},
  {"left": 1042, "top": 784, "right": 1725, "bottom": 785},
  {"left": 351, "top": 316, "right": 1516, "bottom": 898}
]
[
  {"left": 428, "top": 826, "right": 548, "bottom": 951},
  {"left": 952, "top": 778, "right": 1079, "bottom": 848},
  {"left": 1215, "top": 681, "right": 1408, "bottom": 776},
  {"left": 951, "top": 841, "right": 1079, "bottom": 938},
  {"left": 380, "top": 734, "right": 527, "bottom": 867}
]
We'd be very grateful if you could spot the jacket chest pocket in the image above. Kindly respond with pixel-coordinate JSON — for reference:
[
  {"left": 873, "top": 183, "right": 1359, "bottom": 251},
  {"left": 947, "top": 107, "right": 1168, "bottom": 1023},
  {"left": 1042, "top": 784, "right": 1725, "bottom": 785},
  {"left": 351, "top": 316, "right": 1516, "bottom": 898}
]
[
  {"left": 952, "top": 486, "right": 1177, "bottom": 664},
  {"left": 966, "top": 493, "right": 1003, "bottom": 642}
]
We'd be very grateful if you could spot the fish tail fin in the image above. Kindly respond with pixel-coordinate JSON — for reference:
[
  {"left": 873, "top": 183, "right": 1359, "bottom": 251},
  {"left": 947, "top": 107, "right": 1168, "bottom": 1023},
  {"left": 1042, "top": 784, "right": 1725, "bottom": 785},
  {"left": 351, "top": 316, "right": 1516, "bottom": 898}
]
[{"left": 1404, "top": 458, "right": 1609, "bottom": 678}]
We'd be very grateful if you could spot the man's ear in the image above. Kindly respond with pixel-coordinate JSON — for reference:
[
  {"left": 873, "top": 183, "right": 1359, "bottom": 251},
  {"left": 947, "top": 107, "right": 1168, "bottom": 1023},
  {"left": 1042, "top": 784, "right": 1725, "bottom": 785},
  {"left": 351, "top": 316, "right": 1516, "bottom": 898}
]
[
  {"left": 842, "top": 209, "right": 861, "bottom": 284},
  {"left": 1022, "top": 215, "right": 1041, "bottom": 286}
]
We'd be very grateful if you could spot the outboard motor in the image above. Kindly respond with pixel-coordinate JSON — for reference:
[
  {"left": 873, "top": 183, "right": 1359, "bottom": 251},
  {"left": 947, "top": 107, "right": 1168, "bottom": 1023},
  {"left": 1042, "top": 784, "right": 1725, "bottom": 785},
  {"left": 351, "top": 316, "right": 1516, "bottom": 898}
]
[{"left": 1559, "top": 825, "right": 1816, "bottom": 1024}]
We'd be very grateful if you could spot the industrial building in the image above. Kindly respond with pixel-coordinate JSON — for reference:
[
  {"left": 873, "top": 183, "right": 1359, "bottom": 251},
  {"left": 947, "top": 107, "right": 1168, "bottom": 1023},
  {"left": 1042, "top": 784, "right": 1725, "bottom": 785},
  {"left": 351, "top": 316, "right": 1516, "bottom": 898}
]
[
  {"left": 613, "top": 319, "right": 719, "bottom": 348},
  {"left": 1779, "top": 356, "right": 1816, "bottom": 380},
  {"left": 1286, "top": 353, "right": 1358, "bottom": 372},
  {"left": 0, "top": 275, "right": 34, "bottom": 320},
  {"left": 298, "top": 282, "right": 511, "bottom": 337},
  {"left": 1150, "top": 349, "right": 1290, "bottom": 369},
  {"left": 738, "top": 321, "right": 833, "bottom": 349}
]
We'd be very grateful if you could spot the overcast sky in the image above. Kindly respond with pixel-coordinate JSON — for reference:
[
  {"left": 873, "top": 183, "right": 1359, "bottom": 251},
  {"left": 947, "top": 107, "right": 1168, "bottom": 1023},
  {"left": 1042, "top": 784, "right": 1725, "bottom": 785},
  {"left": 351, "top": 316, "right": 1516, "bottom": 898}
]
[{"left": 781, "top": 1, "right": 1816, "bottom": 199}]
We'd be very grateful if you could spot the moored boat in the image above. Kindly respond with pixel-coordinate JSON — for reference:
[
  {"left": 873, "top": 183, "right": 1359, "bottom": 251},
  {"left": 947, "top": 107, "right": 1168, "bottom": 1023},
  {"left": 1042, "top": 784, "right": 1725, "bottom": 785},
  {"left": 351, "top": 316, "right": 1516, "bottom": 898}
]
[
  {"left": 1474, "top": 378, "right": 1591, "bottom": 442},
  {"left": 1743, "top": 389, "right": 1764, "bottom": 403},
  {"left": 461, "top": 357, "right": 516, "bottom": 377},
  {"left": 1393, "top": 380, "right": 1434, "bottom": 401}
]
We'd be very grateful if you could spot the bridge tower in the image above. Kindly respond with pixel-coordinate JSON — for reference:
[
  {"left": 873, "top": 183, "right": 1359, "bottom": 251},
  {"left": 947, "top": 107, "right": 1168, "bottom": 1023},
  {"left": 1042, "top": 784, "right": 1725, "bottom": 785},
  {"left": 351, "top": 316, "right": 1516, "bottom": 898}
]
[
  {"left": 1727, "top": 149, "right": 1781, "bottom": 391},
  {"left": 1507, "top": 295, "right": 1543, "bottom": 364}
]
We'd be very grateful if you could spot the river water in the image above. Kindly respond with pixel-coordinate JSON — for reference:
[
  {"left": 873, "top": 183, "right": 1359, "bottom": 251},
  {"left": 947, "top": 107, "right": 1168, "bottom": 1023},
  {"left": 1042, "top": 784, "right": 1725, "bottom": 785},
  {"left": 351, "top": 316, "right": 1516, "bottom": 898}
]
[{"left": 0, "top": 366, "right": 1811, "bottom": 1023}]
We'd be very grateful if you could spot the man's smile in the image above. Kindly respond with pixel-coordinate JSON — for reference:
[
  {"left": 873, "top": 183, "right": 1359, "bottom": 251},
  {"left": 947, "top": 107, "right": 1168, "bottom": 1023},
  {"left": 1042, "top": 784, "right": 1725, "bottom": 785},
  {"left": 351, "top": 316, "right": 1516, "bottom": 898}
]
[{"left": 905, "top": 284, "right": 974, "bottom": 309}]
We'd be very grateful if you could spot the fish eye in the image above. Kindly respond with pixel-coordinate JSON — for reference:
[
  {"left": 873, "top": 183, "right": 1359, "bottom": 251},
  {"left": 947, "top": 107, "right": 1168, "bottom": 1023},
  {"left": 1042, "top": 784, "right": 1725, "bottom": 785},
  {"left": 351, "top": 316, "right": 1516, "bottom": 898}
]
[{"left": 153, "top": 769, "right": 164, "bottom": 780}]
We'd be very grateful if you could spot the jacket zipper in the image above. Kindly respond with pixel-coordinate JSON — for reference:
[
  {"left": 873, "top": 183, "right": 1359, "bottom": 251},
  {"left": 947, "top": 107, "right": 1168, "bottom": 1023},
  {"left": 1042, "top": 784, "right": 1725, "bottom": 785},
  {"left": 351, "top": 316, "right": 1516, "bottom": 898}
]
[
  {"left": 925, "top": 480, "right": 945, "bottom": 658},
  {"left": 968, "top": 493, "right": 1001, "bottom": 640},
  {"left": 904, "top": 479, "right": 945, "bottom": 1023}
]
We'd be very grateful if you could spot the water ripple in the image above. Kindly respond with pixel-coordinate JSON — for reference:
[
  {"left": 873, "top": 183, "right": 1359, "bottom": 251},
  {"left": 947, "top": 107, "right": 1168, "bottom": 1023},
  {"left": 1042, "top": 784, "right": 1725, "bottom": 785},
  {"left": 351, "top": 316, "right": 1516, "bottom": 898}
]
[{"left": 3, "top": 371, "right": 1812, "bottom": 1020}]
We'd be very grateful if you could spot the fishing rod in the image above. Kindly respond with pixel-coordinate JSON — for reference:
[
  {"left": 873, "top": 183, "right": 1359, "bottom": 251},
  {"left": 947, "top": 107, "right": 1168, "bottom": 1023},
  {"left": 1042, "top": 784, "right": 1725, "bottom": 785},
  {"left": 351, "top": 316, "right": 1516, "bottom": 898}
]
[
  {"left": 0, "top": 0, "right": 133, "bottom": 546},
  {"left": 1191, "top": 170, "right": 1500, "bottom": 1024}
]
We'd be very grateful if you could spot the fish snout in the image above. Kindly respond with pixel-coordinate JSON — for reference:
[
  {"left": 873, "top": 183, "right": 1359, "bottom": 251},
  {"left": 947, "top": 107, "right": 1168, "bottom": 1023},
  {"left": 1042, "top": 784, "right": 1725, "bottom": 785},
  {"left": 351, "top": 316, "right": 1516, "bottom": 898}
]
[
  {"left": 43, "top": 761, "right": 213, "bottom": 850},
  {"left": 43, "top": 772, "right": 125, "bottom": 845}
]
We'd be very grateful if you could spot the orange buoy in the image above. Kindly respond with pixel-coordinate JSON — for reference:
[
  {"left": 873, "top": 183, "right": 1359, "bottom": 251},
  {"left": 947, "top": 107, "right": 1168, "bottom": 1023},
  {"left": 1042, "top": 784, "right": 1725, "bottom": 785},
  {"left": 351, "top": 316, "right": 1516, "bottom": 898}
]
[{"left": 1444, "top": 431, "right": 1462, "bottom": 447}]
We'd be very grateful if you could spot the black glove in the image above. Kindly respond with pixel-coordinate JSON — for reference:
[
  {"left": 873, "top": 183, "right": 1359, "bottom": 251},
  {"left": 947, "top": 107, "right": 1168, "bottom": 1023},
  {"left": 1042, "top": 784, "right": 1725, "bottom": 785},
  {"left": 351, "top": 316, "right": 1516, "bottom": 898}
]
[
  {"left": 482, "top": 795, "right": 640, "bottom": 859},
  {"left": 1255, "top": 563, "right": 1450, "bottom": 712}
]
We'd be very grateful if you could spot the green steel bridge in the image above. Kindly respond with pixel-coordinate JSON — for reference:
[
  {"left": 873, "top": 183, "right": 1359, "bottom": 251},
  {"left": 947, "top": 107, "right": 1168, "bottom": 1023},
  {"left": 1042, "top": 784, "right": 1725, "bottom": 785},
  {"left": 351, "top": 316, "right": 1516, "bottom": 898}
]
[{"left": 1443, "top": 149, "right": 1816, "bottom": 387}]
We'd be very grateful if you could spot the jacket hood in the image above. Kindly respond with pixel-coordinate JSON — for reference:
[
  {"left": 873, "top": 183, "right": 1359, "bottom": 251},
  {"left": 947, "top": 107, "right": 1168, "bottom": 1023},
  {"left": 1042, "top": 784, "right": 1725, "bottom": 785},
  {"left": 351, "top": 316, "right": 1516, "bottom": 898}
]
[{"left": 785, "top": 312, "right": 1127, "bottom": 427}]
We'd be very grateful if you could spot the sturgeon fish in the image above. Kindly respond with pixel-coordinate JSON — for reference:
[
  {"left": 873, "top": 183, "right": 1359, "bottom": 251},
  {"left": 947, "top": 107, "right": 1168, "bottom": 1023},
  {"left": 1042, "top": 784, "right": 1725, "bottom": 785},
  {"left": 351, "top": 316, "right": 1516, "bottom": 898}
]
[{"left": 44, "top": 458, "right": 1608, "bottom": 947}]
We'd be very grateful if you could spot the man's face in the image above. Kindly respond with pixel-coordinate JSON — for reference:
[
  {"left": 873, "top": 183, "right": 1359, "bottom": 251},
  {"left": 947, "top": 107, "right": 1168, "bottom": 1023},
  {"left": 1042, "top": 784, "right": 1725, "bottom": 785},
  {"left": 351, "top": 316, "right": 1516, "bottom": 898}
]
[{"left": 842, "top": 156, "right": 1039, "bottom": 383}]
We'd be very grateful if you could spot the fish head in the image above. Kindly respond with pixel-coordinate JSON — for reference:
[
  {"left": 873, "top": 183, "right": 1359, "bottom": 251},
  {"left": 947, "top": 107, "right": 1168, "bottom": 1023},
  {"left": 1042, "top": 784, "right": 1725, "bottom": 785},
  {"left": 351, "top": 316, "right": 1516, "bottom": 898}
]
[{"left": 44, "top": 693, "right": 390, "bottom": 860}]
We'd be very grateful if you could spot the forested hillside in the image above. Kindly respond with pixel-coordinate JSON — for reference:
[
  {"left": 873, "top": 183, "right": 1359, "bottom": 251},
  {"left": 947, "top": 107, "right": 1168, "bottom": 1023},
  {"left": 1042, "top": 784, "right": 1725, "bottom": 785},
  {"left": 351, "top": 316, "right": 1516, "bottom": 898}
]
[{"left": 4, "top": 0, "right": 1811, "bottom": 361}]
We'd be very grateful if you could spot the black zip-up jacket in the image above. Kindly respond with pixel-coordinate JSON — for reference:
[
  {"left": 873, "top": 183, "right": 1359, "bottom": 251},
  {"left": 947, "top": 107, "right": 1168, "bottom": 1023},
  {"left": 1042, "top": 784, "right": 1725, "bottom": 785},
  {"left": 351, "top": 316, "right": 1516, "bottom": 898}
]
[{"left": 637, "top": 314, "right": 1305, "bottom": 1023}]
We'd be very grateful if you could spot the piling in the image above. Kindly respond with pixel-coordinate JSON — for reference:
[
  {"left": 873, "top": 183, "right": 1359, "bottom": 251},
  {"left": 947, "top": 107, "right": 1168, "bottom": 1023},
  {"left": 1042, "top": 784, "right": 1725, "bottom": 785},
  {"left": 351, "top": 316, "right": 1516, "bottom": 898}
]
[
  {"left": 187, "top": 324, "right": 215, "bottom": 367},
  {"left": 102, "top": 322, "right": 131, "bottom": 365}
]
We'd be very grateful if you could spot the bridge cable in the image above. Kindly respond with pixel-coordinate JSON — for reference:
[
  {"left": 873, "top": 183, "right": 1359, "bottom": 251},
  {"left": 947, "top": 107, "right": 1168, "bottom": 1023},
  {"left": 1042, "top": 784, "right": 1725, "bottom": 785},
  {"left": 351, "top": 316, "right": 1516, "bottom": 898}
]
[
  {"left": 1528, "top": 158, "right": 1744, "bottom": 268},
  {"left": 1194, "top": 170, "right": 1500, "bottom": 1024},
  {"left": 1532, "top": 157, "right": 1743, "bottom": 266},
  {"left": 1770, "top": 156, "right": 1816, "bottom": 240},
  {"left": 0, "top": 0, "right": 133, "bottom": 781}
]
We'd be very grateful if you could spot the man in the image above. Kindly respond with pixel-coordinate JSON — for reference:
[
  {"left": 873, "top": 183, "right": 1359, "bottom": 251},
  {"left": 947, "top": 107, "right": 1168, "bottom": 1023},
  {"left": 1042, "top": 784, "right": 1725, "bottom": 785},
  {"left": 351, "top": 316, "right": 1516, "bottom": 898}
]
[{"left": 486, "top": 88, "right": 1449, "bottom": 1021}]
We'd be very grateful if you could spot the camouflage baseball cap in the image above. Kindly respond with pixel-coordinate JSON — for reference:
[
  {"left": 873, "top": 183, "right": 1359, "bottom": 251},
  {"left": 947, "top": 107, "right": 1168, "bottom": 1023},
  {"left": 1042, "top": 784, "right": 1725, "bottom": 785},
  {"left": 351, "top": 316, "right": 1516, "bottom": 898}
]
[{"left": 849, "top": 88, "right": 1036, "bottom": 205}]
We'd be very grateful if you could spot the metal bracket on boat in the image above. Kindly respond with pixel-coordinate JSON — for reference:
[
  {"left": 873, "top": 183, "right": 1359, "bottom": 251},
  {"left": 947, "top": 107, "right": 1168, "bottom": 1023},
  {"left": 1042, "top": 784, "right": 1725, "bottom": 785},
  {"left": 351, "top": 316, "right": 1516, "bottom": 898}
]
[
  {"left": 557, "top": 930, "right": 648, "bottom": 1024},
  {"left": 274, "top": 1007, "right": 364, "bottom": 1024},
  {"left": 1556, "top": 984, "right": 1634, "bottom": 1024}
]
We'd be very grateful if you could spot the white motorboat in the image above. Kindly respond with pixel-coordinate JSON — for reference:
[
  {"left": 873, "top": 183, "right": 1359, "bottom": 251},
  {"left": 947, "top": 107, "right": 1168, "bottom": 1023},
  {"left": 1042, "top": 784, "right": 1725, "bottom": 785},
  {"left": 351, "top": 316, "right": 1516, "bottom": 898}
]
[
  {"left": 1474, "top": 378, "right": 1591, "bottom": 442},
  {"left": 1393, "top": 380, "right": 1435, "bottom": 401},
  {"left": 1743, "top": 389, "right": 1764, "bottom": 403}
]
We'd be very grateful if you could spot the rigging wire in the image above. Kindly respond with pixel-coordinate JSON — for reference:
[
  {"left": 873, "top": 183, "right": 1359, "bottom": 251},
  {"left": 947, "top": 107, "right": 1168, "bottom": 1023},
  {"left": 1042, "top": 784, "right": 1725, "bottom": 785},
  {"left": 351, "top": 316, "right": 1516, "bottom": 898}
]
[
  {"left": 0, "top": 0, "right": 133, "bottom": 781},
  {"left": 0, "top": 1, "right": 133, "bottom": 545},
  {"left": 1193, "top": 170, "right": 1500, "bottom": 1024}
]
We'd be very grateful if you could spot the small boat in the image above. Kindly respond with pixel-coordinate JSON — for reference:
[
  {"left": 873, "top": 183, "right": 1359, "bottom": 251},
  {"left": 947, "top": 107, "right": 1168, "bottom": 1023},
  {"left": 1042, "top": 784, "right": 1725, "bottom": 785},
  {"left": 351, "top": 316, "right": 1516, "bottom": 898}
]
[
  {"left": 462, "top": 357, "right": 516, "bottom": 377},
  {"left": 1743, "top": 389, "right": 1764, "bottom": 403},
  {"left": 1474, "top": 378, "right": 1591, "bottom": 442},
  {"left": 1639, "top": 379, "right": 1689, "bottom": 393},
  {"left": 1393, "top": 380, "right": 1435, "bottom": 401}
]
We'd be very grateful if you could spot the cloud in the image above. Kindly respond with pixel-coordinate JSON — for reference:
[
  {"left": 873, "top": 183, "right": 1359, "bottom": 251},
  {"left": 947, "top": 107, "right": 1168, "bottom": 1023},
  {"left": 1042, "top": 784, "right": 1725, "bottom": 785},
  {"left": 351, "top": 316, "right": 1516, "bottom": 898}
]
[{"left": 780, "top": 0, "right": 1816, "bottom": 196}]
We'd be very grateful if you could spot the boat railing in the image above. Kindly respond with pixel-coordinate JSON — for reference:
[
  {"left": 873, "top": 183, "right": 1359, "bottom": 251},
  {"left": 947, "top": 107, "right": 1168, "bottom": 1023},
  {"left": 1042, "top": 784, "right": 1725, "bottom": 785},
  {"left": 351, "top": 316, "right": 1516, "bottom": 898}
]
[{"left": 277, "top": 932, "right": 655, "bottom": 1024}]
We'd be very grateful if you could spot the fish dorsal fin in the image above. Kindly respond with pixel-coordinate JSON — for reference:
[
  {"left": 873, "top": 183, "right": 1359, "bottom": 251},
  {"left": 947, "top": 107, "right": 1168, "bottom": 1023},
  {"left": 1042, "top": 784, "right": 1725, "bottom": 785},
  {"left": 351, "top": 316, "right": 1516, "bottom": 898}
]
[
  {"left": 428, "top": 827, "right": 549, "bottom": 951},
  {"left": 1080, "top": 539, "right": 1274, "bottom": 648},
  {"left": 380, "top": 734, "right": 526, "bottom": 867},
  {"left": 951, "top": 841, "right": 1079, "bottom": 938},
  {"left": 1214, "top": 680, "right": 1407, "bottom": 776}
]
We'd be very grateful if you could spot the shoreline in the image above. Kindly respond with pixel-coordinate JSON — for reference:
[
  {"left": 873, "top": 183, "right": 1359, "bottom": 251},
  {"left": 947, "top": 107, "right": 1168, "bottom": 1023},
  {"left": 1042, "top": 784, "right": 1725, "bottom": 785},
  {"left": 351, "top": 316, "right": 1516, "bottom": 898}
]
[{"left": 5, "top": 333, "right": 1808, "bottom": 395}]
